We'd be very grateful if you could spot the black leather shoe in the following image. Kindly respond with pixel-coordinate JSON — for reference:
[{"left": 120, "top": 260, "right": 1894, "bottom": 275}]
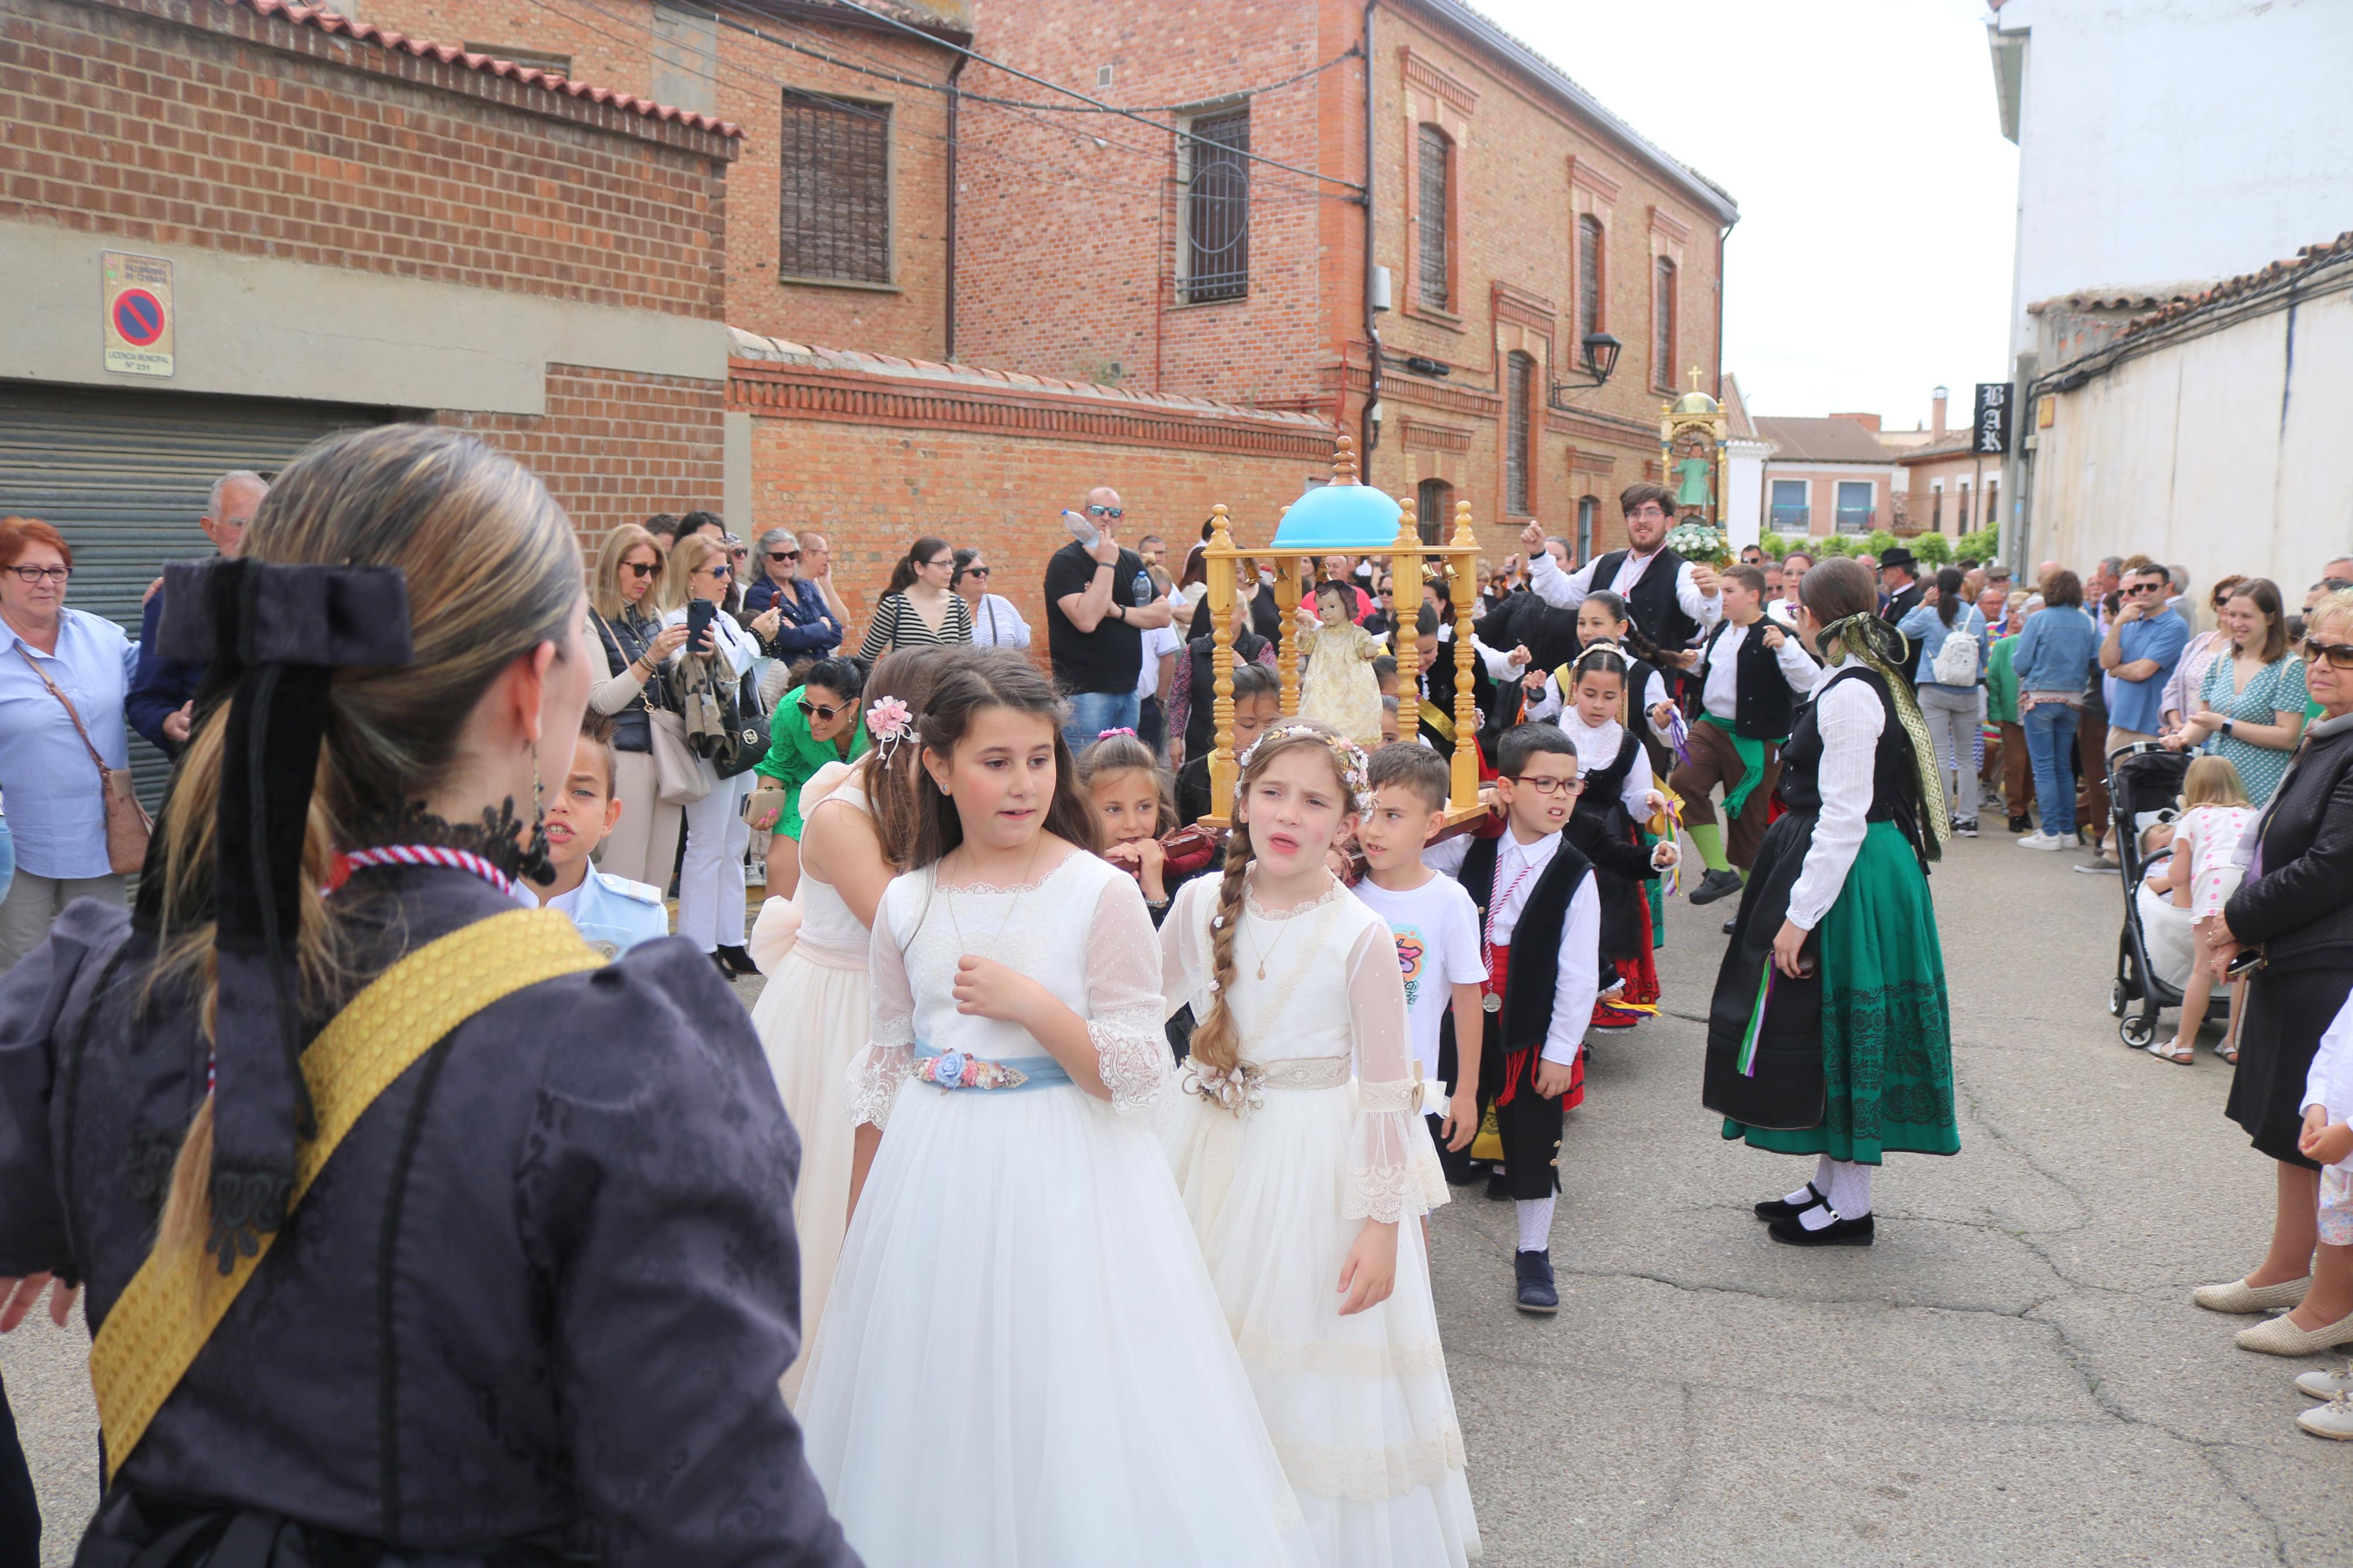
[
  {"left": 2007, "top": 814, "right": 2032, "bottom": 834},
  {"left": 1485, "top": 1171, "right": 1511, "bottom": 1201},
  {"left": 1754, "top": 1181, "right": 1825, "bottom": 1221},
  {"left": 1767, "top": 1210, "right": 1876, "bottom": 1247},
  {"left": 715, "top": 943, "right": 760, "bottom": 977},
  {"left": 1722, "top": 916, "right": 1738, "bottom": 936},
  {"left": 1514, "top": 1249, "right": 1559, "bottom": 1313},
  {"left": 711, "top": 951, "right": 737, "bottom": 981},
  {"left": 1688, "top": 867, "right": 1744, "bottom": 906}
]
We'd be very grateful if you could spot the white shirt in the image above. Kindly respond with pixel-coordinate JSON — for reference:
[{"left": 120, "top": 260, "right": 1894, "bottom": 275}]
[
  {"left": 966, "top": 592, "right": 1032, "bottom": 649},
  {"left": 2302, "top": 993, "right": 2353, "bottom": 1174},
  {"left": 1351, "top": 873, "right": 1487, "bottom": 1090},
  {"left": 1525, "top": 667, "right": 1671, "bottom": 741},
  {"left": 1422, "top": 827, "right": 1602, "bottom": 1068},
  {"left": 1530, "top": 545, "right": 1722, "bottom": 633},
  {"left": 1700, "top": 618, "right": 1820, "bottom": 721},
  {"left": 1558, "top": 713, "right": 1659, "bottom": 821},
  {"left": 1787, "top": 657, "right": 1883, "bottom": 931},
  {"left": 1135, "top": 617, "right": 1183, "bottom": 700}
]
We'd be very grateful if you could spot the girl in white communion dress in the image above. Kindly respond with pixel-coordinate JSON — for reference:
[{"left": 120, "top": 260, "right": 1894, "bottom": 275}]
[{"left": 793, "top": 652, "right": 1313, "bottom": 1568}]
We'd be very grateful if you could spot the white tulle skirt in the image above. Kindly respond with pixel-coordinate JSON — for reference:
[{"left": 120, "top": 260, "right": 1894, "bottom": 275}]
[
  {"left": 1163, "top": 1081, "right": 1482, "bottom": 1567},
  {"left": 750, "top": 946, "right": 868, "bottom": 1401},
  {"left": 795, "top": 1079, "right": 1316, "bottom": 1568}
]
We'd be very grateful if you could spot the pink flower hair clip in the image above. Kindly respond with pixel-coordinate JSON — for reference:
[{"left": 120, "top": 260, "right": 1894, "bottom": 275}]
[
  {"left": 1095, "top": 727, "right": 1138, "bottom": 740},
  {"left": 866, "top": 695, "right": 917, "bottom": 759}
]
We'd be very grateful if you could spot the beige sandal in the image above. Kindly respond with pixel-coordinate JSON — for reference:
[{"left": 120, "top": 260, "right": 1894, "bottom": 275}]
[{"left": 2146, "top": 1039, "right": 2195, "bottom": 1065}]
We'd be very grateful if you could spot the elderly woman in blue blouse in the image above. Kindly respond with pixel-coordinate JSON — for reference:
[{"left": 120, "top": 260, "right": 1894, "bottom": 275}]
[{"left": 0, "top": 515, "right": 136, "bottom": 972}]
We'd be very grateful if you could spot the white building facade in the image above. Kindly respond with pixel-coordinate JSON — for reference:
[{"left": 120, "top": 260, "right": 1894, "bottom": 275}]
[{"left": 1985, "top": 0, "right": 2353, "bottom": 573}]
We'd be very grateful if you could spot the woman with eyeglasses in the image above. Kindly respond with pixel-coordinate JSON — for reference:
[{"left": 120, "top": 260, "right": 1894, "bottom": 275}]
[
  {"left": 2196, "top": 590, "right": 2353, "bottom": 1359},
  {"left": 952, "top": 547, "right": 1031, "bottom": 650},
  {"left": 744, "top": 527, "right": 846, "bottom": 661},
  {"left": 587, "top": 523, "right": 692, "bottom": 890},
  {"left": 858, "top": 534, "right": 973, "bottom": 660},
  {"left": 2167, "top": 578, "right": 2309, "bottom": 807},
  {"left": 747, "top": 657, "right": 868, "bottom": 899},
  {"left": 659, "top": 534, "right": 766, "bottom": 978},
  {"left": 0, "top": 515, "right": 136, "bottom": 972}
]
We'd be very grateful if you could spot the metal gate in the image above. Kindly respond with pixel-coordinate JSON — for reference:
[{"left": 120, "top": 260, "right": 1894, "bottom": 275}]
[{"left": 0, "top": 382, "right": 398, "bottom": 807}]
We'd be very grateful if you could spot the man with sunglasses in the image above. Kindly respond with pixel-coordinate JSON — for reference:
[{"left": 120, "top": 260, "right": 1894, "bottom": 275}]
[
  {"left": 742, "top": 526, "right": 843, "bottom": 657},
  {"left": 2099, "top": 559, "right": 2189, "bottom": 752},
  {"left": 1045, "top": 486, "right": 1173, "bottom": 751}
]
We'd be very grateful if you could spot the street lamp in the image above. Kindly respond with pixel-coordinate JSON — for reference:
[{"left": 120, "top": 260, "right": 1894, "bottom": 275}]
[{"left": 1548, "top": 332, "right": 1621, "bottom": 408}]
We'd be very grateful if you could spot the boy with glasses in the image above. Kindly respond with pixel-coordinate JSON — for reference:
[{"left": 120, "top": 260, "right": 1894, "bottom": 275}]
[{"left": 1420, "top": 724, "right": 1603, "bottom": 1314}]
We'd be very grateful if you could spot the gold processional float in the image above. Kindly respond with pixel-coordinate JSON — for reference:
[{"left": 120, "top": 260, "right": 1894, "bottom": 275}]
[{"left": 1195, "top": 434, "right": 1487, "bottom": 827}]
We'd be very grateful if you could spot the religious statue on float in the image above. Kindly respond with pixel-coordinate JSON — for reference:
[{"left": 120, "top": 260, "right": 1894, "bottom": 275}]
[{"left": 1660, "top": 367, "right": 1733, "bottom": 568}]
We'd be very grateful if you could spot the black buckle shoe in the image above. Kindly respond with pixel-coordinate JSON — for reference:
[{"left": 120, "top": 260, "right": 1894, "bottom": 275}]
[
  {"left": 1485, "top": 1171, "right": 1511, "bottom": 1202},
  {"left": 1767, "top": 1208, "right": 1876, "bottom": 1247},
  {"left": 1514, "top": 1249, "right": 1559, "bottom": 1313},
  {"left": 1689, "top": 868, "right": 1744, "bottom": 906},
  {"left": 715, "top": 943, "right": 761, "bottom": 977},
  {"left": 1754, "top": 1181, "right": 1825, "bottom": 1221}
]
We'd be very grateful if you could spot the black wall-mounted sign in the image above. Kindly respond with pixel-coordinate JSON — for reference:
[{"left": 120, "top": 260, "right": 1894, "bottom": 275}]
[{"left": 1973, "top": 382, "right": 2013, "bottom": 456}]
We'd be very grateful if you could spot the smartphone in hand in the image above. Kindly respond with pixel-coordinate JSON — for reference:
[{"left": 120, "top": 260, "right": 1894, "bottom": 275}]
[{"left": 687, "top": 598, "right": 717, "bottom": 653}]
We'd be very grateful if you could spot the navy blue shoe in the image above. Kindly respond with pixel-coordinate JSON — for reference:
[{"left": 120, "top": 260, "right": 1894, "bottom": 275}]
[{"left": 1514, "top": 1249, "right": 1559, "bottom": 1313}]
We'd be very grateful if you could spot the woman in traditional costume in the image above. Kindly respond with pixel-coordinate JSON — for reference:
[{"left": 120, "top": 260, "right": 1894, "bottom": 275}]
[
  {"left": 0, "top": 427, "right": 854, "bottom": 1564},
  {"left": 1703, "top": 556, "right": 1960, "bottom": 1246}
]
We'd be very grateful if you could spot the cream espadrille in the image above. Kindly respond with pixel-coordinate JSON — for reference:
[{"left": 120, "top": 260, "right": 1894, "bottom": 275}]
[
  {"left": 2193, "top": 1274, "right": 2311, "bottom": 1313},
  {"left": 2236, "top": 1310, "right": 2353, "bottom": 1356}
]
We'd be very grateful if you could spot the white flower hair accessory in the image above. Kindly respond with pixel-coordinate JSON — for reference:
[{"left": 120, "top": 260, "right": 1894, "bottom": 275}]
[
  {"left": 1236, "top": 722, "right": 1375, "bottom": 815},
  {"left": 1180, "top": 1059, "right": 1264, "bottom": 1115},
  {"left": 866, "top": 695, "right": 917, "bottom": 759}
]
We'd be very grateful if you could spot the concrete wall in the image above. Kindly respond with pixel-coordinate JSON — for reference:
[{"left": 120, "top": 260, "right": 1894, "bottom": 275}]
[
  {"left": 2027, "top": 275, "right": 2353, "bottom": 596},
  {"left": 1996, "top": 0, "right": 2353, "bottom": 357}
]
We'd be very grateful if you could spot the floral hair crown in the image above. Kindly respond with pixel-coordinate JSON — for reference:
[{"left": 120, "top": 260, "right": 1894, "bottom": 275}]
[
  {"left": 1237, "top": 721, "right": 1374, "bottom": 815},
  {"left": 1094, "top": 727, "right": 1137, "bottom": 741},
  {"left": 865, "top": 695, "right": 917, "bottom": 759}
]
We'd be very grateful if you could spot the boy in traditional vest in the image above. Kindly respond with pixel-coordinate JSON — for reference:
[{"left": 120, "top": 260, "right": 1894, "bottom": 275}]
[
  {"left": 1422, "top": 723, "right": 1602, "bottom": 1315},
  {"left": 1673, "top": 563, "right": 1820, "bottom": 906}
]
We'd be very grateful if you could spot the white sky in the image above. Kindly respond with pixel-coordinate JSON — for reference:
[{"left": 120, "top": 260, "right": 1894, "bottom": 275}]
[{"left": 1478, "top": 0, "right": 2018, "bottom": 431}]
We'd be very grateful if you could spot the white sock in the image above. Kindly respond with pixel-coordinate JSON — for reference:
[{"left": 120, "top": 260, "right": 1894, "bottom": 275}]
[
  {"left": 1516, "top": 1196, "right": 1556, "bottom": 1253},
  {"left": 1825, "top": 1158, "right": 1873, "bottom": 1219},
  {"left": 1784, "top": 1154, "right": 1837, "bottom": 1207}
]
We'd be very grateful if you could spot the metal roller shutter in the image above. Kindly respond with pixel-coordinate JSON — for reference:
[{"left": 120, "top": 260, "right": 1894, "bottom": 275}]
[{"left": 0, "top": 382, "right": 398, "bottom": 808}]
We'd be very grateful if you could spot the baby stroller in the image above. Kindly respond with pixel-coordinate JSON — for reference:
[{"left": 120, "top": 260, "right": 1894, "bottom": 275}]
[{"left": 2106, "top": 741, "right": 2230, "bottom": 1047}]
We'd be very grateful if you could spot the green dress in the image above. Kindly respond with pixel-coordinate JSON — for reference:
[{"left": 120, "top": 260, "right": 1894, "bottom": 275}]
[{"left": 753, "top": 685, "right": 868, "bottom": 840}]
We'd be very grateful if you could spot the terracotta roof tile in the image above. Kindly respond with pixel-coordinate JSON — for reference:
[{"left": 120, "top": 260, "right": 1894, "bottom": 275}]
[
  {"left": 2110, "top": 230, "right": 2353, "bottom": 345},
  {"left": 1751, "top": 415, "right": 1896, "bottom": 465},
  {"left": 226, "top": 0, "right": 741, "bottom": 136}
]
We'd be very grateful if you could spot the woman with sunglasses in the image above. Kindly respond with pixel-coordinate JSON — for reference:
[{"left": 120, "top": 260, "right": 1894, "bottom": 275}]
[
  {"left": 743, "top": 527, "right": 846, "bottom": 660},
  {"left": 588, "top": 523, "right": 693, "bottom": 890},
  {"left": 2161, "top": 574, "right": 2247, "bottom": 737},
  {"left": 748, "top": 657, "right": 868, "bottom": 899},
  {"left": 858, "top": 534, "right": 973, "bottom": 660},
  {"left": 2198, "top": 591, "right": 2353, "bottom": 1357},
  {"left": 952, "top": 546, "right": 1031, "bottom": 649},
  {"left": 659, "top": 534, "right": 768, "bottom": 977}
]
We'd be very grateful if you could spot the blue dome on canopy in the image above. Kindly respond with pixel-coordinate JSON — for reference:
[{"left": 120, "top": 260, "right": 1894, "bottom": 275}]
[{"left": 1269, "top": 479, "right": 1404, "bottom": 550}]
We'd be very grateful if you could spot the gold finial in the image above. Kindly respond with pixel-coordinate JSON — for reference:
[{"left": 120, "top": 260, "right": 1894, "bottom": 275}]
[
  {"left": 1207, "top": 502, "right": 1232, "bottom": 551},
  {"left": 1332, "top": 434, "right": 1360, "bottom": 485}
]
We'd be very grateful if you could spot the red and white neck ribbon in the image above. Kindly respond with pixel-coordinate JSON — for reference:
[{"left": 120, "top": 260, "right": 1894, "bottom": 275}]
[{"left": 327, "top": 844, "right": 516, "bottom": 900}]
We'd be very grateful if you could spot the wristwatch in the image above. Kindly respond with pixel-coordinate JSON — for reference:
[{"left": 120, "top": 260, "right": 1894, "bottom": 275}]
[{"left": 2220, "top": 718, "right": 2235, "bottom": 738}]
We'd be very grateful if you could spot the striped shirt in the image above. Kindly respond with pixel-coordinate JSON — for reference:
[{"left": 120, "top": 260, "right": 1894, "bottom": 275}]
[{"left": 858, "top": 591, "right": 973, "bottom": 660}]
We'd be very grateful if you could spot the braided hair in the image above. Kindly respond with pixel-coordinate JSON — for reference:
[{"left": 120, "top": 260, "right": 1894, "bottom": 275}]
[
  {"left": 1186, "top": 721, "right": 1367, "bottom": 1086},
  {"left": 1567, "top": 642, "right": 1631, "bottom": 728}
]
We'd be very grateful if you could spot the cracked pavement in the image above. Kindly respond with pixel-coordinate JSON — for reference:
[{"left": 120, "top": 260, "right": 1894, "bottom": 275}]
[
  {"left": 1431, "top": 829, "right": 2351, "bottom": 1566},
  {"left": 6, "top": 835, "right": 2349, "bottom": 1563}
]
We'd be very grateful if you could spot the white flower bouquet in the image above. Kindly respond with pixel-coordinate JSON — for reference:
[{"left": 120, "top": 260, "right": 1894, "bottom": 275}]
[{"left": 1663, "top": 519, "right": 1730, "bottom": 568}]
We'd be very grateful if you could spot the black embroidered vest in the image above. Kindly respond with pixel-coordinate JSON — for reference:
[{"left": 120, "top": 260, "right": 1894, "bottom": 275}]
[{"left": 1458, "top": 832, "right": 1594, "bottom": 1057}]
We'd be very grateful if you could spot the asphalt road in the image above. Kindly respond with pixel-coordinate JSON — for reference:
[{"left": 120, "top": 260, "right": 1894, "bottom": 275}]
[{"left": 5, "top": 833, "right": 2348, "bottom": 1564}]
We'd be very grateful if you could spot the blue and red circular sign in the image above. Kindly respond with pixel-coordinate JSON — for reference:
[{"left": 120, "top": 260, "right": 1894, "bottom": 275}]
[{"left": 113, "top": 289, "right": 166, "bottom": 347}]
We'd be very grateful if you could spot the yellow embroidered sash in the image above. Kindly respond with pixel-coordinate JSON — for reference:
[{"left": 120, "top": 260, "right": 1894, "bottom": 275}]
[{"left": 87, "top": 908, "right": 602, "bottom": 1482}]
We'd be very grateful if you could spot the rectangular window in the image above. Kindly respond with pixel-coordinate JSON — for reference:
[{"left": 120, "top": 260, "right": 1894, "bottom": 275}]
[
  {"left": 778, "top": 90, "right": 891, "bottom": 284},
  {"left": 1504, "top": 351, "right": 1533, "bottom": 516},
  {"left": 1930, "top": 487, "right": 1943, "bottom": 532},
  {"left": 1652, "top": 257, "right": 1677, "bottom": 390},
  {"left": 1955, "top": 483, "right": 1970, "bottom": 537},
  {"left": 1416, "top": 478, "right": 1451, "bottom": 545},
  {"left": 1180, "top": 106, "right": 1250, "bottom": 304},
  {"left": 1576, "top": 215, "right": 1603, "bottom": 344},
  {"left": 1769, "top": 478, "right": 1809, "bottom": 533},
  {"left": 1985, "top": 480, "right": 1999, "bottom": 527},
  {"left": 1416, "top": 124, "right": 1451, "bottom": 310},
  {"left": 1835, "top": 480, "right": 1874, "bottom": 533},
  {"left": 1576, "top": 494, "right": 1597, "bottom": 562}
]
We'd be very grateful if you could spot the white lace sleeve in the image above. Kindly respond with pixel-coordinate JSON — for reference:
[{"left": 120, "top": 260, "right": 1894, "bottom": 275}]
[
  {"left": 1087, "top": 873, "right": 1174, "bottom": 1114},
  {"left": 844, "top": 884, "right": 917, "bottom": 1129},
  {"left": 1158, "top": 876, "right": 1213, "bottom": 1021},
  {"left": 1342, "top": 919, "right": 1433, "bottom": 1222}
]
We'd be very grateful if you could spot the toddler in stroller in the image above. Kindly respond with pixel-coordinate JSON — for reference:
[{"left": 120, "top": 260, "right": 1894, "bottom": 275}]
[{"left": 2111, "top": 745, "right": 2253, "bottom": 1058}]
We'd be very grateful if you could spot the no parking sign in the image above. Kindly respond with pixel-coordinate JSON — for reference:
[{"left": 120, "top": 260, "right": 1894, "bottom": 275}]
[{"left": 102, "top": 251, "right": 174, "bottom": 377}]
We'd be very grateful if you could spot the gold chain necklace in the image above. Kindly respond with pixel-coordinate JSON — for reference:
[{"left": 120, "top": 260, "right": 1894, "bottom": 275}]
[{"left": 1243, "top": 873, "right": 1328, "bottom": 980}]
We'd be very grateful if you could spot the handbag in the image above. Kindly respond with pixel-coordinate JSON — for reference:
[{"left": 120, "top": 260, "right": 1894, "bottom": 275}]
[
  {"left": 712, "top": 670, "right": 773, "bottom": 781},
  {"left": 649, "top": 707, "right": 710, "bottom": 805},
  {"left": 15, "top": 644, "right": 151, "bottom": 874}
]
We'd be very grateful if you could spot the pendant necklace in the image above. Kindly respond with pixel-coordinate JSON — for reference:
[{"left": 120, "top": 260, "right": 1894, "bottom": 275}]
[
  {"left": 1244, "top": 872, "right": 1325, "bottom": 980},
  {"left": 945, "top": 837, "right": 1045, "bottom": 957}
]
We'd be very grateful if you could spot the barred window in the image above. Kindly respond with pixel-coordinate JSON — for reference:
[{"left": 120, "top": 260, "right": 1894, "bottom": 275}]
[
  {"left": 1417, "top": 124, "right": 1451, "bottom": 310},
  {"left": 1652, "top": 256, "right": 1677, "bottom": 390},
  {"left": 1576, "top": 215, "right": 1603, "bottom": 342},
  {"left": 1504, "top": 351, "right": 1534, "bottom": 517},
  {"left": 779, "top": 90, "right": 892, "bottom": 284},
  {"left": 1181, "top": 106, "right": 1250, "bottom": 304},
  {"left": 1417, "top": 477, "right": 1452, "bottom": 545}
]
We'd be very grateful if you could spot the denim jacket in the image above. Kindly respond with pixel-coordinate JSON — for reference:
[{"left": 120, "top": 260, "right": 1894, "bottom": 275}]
[{"left": 2010, "top": 605, "right": 2100, "bottom": 697}]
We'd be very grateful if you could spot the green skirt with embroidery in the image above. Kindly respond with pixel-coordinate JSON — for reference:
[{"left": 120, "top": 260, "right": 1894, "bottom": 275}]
[{"left": 1720, "top": 819, "right": 1960, "bottom": 1162}]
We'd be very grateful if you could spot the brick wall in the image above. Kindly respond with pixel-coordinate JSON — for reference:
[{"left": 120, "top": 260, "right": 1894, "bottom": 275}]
[
  {"left": 437, "top": 364, "right": 727, "bottom": 544},
  {"left": 1, "top": 0, "right": 736, "bottom": 318},
  {"left": 732, "top": 340, "right": 1336, "bottom": 641}
]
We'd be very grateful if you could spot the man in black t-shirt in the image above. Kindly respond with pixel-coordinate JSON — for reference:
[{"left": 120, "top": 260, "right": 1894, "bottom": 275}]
[{"left": 1044, "top": 485, "right": 1176, "bottom": 752}]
